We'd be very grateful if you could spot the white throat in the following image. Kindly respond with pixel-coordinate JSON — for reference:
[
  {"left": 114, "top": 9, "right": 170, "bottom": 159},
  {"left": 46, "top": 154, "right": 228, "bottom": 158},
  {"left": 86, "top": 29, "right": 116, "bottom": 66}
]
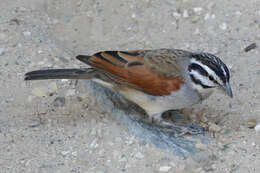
[{"left": 190, "top": 81, "right": 214, "bottom": 99}]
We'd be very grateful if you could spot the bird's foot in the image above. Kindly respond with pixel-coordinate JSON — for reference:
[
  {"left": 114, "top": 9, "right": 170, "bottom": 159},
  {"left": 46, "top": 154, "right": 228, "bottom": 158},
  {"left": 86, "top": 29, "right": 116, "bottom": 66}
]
[{"left": 146, "top": 112, "right": 205, "bottom": 136}]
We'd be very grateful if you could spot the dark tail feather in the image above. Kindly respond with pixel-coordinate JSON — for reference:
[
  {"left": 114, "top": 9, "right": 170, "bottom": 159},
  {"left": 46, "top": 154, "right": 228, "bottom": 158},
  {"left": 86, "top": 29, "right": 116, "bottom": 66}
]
[
  {"left": 24, "top": 68, "right": 95, "bottom": 80},
  {"left": 76, "top": 55, "right": 92, "bottom": 65}
]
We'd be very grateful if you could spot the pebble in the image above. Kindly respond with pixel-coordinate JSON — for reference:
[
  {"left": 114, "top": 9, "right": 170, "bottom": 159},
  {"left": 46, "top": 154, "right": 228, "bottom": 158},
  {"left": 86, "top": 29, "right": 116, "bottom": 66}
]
[
  {"left": 38, "top": 61, "right": 45, "bottom": 65},
  {"left": 134, "top": 152, "right": 144, "bottom": 159},
  {"left": 89, "top": 138, "right": 99, "bottom": 149},
  {"left": 0, "top": 47, "right": 4, "bottom": 56},
  {"left": 193, "top": 7, "right": 203, "bottom": 14},
  {"left": 23, "top": 31, "right": 31, "bottom": 36},
  {"left": 38, "top": 50, "right": 43, "bottom": 54},
  {"left": 28, "top": 120, "right": 41, "bottom": 128},
  {"left": 208, "top": 123, "right": 222, "bottom": 132},
  {"left": 235, "top": 11, "right": 242, "bottom": 16},
  {"left": 159, "top": 166, "right": 172, "bottom": 172},
  {"left": 193, "top": 28, "right": 200, "bottom": 35},
  {"left": 244, "top": 43, "right": 257, "bottom": 52},
  {"left": 71, "top": 151, "right": 77, "bottom": 157},
  {"left": 61, "top": 151, "right": 70, "bottom": 156},
  {"left": 31, "top": 88, "right": 48, "bottom": 97},
  {"left": 183, "top": 10, "right": 189, "bottom": 18},
  {"left": 204, "top": 13, "right": 210, "bottom": 20},
  {"left": 254, "top": 124, "right": 260, "bottom": 133},
  {"left": 247, "top": 119, "right": 257, "bottom": 128},
  {"left": 66, "top": 89, "right": 76, "bottom": 97},
  {"left": 61, "top": 79, "right": 69, "bottom": 82},
  {"left": 173, "top": 12, "right": 181, "bottom": 19},
  {"left": 219, "top": 23, "right": 227, "bottom": 30},
  {"left": 53, "top": 97, "right": 65, "bottom": 107},
  {"left": 76, "top": 0, "right": 82, "bottom": 7}
]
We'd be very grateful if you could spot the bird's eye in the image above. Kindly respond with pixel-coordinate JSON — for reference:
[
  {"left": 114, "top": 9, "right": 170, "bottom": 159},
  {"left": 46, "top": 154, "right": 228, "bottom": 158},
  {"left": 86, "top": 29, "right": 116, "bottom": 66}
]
[{"left": 209, "top": 75, "right": 214, "bottom": 81}]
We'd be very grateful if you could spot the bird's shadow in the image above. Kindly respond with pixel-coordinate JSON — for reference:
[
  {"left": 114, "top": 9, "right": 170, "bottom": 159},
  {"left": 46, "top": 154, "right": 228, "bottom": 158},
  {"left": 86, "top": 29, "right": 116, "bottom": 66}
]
[{"left": 80, "top": 80, "right": 210, "bottom": 159}]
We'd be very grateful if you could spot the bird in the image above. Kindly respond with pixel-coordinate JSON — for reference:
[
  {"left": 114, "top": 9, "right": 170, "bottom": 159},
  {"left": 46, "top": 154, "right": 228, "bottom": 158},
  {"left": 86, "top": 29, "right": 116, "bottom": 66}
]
[{"left": 25, "top": 49, "right": 232, "bottom": 135}]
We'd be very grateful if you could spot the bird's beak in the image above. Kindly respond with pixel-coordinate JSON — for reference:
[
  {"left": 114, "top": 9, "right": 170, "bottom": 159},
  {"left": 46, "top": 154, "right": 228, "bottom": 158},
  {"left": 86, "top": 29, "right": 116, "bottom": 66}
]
[{"left": 224, "top": 82, "right": 233, "bottom": 98}]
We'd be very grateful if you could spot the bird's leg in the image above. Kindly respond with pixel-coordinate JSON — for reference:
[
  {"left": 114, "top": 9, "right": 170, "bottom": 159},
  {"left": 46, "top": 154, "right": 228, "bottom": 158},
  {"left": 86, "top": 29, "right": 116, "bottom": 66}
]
[{"left": 144, "top": 112, "right": 204, "bottom": 136}]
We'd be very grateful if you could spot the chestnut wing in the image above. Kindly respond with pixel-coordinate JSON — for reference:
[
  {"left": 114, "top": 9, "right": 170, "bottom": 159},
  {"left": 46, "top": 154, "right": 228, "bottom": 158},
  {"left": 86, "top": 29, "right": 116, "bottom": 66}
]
[{"left": 76, "top": 49, "right": 184, "bottom": 96}]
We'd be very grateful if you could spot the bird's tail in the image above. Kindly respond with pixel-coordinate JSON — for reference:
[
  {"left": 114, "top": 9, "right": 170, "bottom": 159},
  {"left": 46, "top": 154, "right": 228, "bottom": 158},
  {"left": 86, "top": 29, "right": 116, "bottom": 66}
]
[{"left": 24, "top": 68, "right": 96, "bottom": 80}]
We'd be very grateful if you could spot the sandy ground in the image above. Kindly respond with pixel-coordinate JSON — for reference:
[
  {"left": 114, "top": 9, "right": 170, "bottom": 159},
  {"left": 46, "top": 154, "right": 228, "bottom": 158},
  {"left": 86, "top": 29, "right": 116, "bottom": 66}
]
[{"left": 0, "top": 0, "right": 260, "bottom": 172}]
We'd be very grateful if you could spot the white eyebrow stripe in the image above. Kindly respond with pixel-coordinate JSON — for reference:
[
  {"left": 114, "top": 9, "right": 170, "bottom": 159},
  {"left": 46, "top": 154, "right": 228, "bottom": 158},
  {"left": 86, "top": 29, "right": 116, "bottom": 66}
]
[
  {"left": 190, "top": 70, "right": 213, "bottom": 86},
  {"left": 190, "top": 58, "right": 222, "bottom": 84}
]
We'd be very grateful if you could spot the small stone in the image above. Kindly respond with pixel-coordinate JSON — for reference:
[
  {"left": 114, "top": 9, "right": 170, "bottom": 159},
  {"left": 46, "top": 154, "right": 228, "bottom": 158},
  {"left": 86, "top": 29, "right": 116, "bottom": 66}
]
[
  {"left": 32, "top": 88, "right": 48, "bottom": 97},
  {"left": 66, "top": 89, "right": 76, "bottom": 97},
  {"left": 76, "top": 0, "right": 82, "bottom": 7},
  {"left": 61, "top": 151, "right": 70, "bottom": 156},
  {"left": 71, "top": 151, "right": 77, "bottom": 157},
  {"left": 0, "top": 48, "right": 5, "bottom": 56},
  {"left": 38, "top": 61, "right": 45, "bottom": 65},
  {"left": 244, "top": 43, "right": 257, "bottom": 52},
  {"left": 235, "top": 11, "right": 242, "bottom": 16},
  {"left": 23, "top": 31, "right": 31, "bottom": 36},
  {"left": 28, "top": 120, "right": 41, "bottom": 128},
  {"left": 61, "top": 79, "right": 69, "bottom": 82},
  {"left": 200, "top": 115, "right": 208, "bottom": 123},
  {"left": 76, "top": 96, "right": 83, "bottom": 102},
  {"left": 53, "top": 97, "right": 65, "bottom": 107},
  {"left": 193, "top": 7, "right": 203, "bottom": 14},
  {"left": 193, "top": 28, "right": 200, "bottom": 35},
  {"left": 247, "top": 119, "right": 257, "bottom": 128},
  {"left": 192, "top": 16, "right": 200, "bottom": 23},
  {"left": 183, "top": 10, "right": 189, "bottom": 18},
  {"left": 204, "top": 13, "right": 210, "bottom": 20},
  {"left": 254, "top": 124, "right": 260, "bottom": 133},
  {"left": 134, "top": 152, "right": 144, "bottom": 159},
  {"left": 173, "top": 12, "right": 181, "bottom": 19},
  {"left": 219, "top": 23, "right": 227, "bottom": 30},
  {"left": 208, "top": 123, "right": 222, "bottom": 132},
  {"left": 159, "top": 166, "right": 172, "bottom": 172},
  {"left": 89, "top": 138, "right": 98, "bottom": 149}
]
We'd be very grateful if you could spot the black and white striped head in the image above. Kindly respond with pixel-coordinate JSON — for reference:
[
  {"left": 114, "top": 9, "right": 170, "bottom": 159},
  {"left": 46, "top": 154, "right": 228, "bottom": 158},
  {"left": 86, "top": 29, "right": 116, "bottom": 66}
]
[{"left": 188, "top": 53, "right": 232, "bottom": 98}]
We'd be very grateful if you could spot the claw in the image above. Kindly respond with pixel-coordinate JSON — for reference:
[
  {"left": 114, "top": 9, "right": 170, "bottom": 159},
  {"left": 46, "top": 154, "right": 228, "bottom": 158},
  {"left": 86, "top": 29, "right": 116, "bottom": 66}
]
[{"left": 143, "top": 112, "right": 205, "bottom": 136}]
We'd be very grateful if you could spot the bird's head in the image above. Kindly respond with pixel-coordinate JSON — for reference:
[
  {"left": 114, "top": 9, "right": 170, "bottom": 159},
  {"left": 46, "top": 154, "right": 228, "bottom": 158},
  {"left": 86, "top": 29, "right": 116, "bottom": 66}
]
[{"left": 188, "top": 53, "right": 232, "bottom": 98}]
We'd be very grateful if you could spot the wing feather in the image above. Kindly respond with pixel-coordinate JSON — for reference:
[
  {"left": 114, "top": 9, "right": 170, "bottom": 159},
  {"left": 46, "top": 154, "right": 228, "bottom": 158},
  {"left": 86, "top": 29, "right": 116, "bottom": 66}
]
[{"left": 76, "top": 49, "right": 185, "bottom": 96}]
